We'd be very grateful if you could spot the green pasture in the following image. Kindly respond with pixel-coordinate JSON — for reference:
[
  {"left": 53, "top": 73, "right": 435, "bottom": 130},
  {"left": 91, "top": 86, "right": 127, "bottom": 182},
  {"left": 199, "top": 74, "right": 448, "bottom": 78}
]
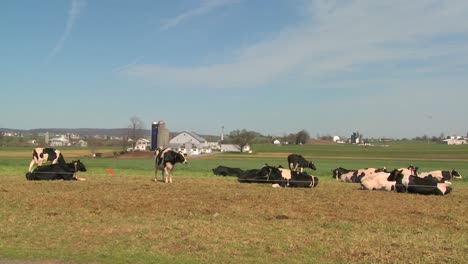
[
  {"left": 1, "top": 142, "right": 467, "bottom": 181},
  {"left": 0, "top": 142, "right": 467, "bottom": 263}
]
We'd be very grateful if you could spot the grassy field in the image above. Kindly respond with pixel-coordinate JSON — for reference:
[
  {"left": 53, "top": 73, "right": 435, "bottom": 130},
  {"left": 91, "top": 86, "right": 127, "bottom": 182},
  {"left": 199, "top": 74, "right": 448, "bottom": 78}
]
[{"left": 0, "top": 142, "right": 467, "bottom": 263}]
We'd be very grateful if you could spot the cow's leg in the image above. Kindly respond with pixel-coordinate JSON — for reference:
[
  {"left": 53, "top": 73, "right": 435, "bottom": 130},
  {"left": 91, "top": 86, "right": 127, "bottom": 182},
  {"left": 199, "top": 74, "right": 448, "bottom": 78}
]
[
  {"left": 28, "top": 159, "right": 36, "bottom": 172},
  {"left": 154, "top": 160, "right": 162, "bottom": 181},
  {"left": 164, "top": 166, "right": 169, "bottom": 183},
  {"left": 166, "top": 163, "right": 174, "bottom": 183}
]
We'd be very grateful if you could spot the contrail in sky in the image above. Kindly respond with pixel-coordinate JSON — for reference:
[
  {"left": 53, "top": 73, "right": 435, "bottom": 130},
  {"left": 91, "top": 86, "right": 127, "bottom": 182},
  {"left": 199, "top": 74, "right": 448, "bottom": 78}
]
[
  {"left": 44, "top": 0, "right": 86, "bottom": 65},
  {"left": 160, "top": 0, "right": 240, "bottom": 31}
]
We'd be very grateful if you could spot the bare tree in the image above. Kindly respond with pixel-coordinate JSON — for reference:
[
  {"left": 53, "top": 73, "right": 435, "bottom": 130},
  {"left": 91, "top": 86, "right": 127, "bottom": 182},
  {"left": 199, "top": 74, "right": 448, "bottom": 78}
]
[
  {"left": 128, "top": 116, "right": 145, "bottom": 149},
  {"left": 295, "top": 129, "right": 310, "bottom": 144},
  {"left": 229, "top": 129, "right": 257, "bottom": 152}
]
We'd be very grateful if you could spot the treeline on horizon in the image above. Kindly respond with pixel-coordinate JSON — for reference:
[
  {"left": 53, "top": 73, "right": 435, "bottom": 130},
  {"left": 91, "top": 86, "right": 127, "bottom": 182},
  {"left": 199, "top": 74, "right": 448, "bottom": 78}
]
[{"left": 0, "top": 127, "right": 463, "bottom": 148}]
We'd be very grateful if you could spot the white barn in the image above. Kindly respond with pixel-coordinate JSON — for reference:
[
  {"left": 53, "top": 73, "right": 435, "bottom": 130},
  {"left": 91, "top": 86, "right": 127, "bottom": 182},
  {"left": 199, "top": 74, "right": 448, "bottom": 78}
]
[{"left": 169, "top": 131, "right": 207, "bottom": 156}]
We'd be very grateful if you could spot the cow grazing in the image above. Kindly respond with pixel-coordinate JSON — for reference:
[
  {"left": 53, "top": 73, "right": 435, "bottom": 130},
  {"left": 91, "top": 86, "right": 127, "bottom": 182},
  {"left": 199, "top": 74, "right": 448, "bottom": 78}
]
[
  {"left": 212, "top": 166, "right": 244, "bottom": 177},
  {"left": 25, "top": 160, "right": 87, "bottom": 181},
  {"left": 394, "top": 173, "right": 452, "bottom": 195},
  {"left": 418, "top": 169, "right": 462, "bottom": 182},
  {"left": 287, "top": 154, "right": 316, "bottom": 172},
  {"left": 154, "top": 147, "right": 187, "bottom": 183},
  {"left": 28, "top": 147, "right": 66, "bottom": 172}
]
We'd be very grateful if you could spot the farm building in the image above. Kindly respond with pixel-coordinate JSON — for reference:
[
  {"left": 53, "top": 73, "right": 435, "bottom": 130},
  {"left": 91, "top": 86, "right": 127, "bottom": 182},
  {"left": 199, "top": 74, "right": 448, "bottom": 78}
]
[
  {"left": 442, "top": 137, "right": 466, "bottom": 145},
  {"left": 221, "top": 144, "right": 251, "bottom": 153},
  {"left": 49, "top": 136, "right": 70, "bottom": 147},
  {"left": 134, "top": 138, "right": 151, "bottom": 151},
  {"left": 76, "top": 139, "right": 88, "bottom": 147},
  {"left": 168, "top": 131, "right": 207, "bottom": 156}
]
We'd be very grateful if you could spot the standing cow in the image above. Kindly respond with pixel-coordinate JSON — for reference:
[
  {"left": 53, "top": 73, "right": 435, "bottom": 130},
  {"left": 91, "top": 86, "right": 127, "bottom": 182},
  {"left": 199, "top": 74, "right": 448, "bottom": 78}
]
[
  {"left": 287, "top": 154, "right": 316, "bottom": 172},
  {"left": 154, "top": 147, "right": 187, "bottom": 183},
  {"left": 28, "top": 147, "right": 66, "bottom": 172}
]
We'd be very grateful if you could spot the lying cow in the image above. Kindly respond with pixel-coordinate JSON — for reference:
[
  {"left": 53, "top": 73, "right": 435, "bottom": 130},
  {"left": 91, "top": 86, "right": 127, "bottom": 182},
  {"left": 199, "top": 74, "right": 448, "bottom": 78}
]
[
  {"left": 212, "top": 166, "right": 244, "bottom": 177},
  {"left": 25, "top": 160, "right": 87, "bottom": 181},
  {"left": 277, "top": 167, "right": 319, "bottom": 188},
  {"left": 154, "top": 147, "right": 187, "bottom": 183},
  {"left": 238, "top": 165, "right": 282, "bottom": 184},
  {"left": 394, "top": 173, "right": 452, "bottom": 195},
  {"left": 360, "top": 169, "right": 403, "bottom": 191},
  {"left": 238, "top": 165, "right": 318, "bottom": 188},
  {"left": 417, "top": 169, "right": 462, "bottom": 182},
  {"left": 28, "top": 147, "right": 66, "bottom": 172},
  {"left": 332, "top": 167, "right": 355, "bottom": 180},
  {"left": 287, "top": 154, "right": 316, "bottom": 172}
]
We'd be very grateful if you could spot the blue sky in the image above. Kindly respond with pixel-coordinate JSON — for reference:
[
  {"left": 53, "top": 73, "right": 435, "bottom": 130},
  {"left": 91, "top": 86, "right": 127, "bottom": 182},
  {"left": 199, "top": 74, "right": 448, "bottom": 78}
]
[{"left": 1, "top": 0, "right": 467, "bottom": 139}]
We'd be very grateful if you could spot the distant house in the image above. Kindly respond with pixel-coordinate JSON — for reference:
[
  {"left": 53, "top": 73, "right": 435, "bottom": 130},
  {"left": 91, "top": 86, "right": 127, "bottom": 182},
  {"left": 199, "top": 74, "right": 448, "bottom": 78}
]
[
  {"left": 134, "top": 138, "right": 150, "bottom": 151},
  {"left": 273, "top": 139, "right": 281, "bottom": 145},
  {"left": 49, "top": 136, "right": 70, "bottom": 147},
  {"left": 76, "top": 139, "right": 88, "bottom": 147}
]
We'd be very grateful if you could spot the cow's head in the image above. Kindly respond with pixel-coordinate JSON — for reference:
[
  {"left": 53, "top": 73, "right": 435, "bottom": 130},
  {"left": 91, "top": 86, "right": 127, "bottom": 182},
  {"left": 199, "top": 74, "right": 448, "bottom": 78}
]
[
  {"left": 451, "top": 169, "right": 462, "bottom": 179},
  {"left": 407, "top": 165, "right": 418, "bottom": 175},
  {"left": 177, "top": 151, "right": 188, "bottom": 164},
  {"left": 73, "top": 160, "right": 87, "bottom": 172},
  {"left": 308, "top": 162, "right": 317, "bottom": 170}
]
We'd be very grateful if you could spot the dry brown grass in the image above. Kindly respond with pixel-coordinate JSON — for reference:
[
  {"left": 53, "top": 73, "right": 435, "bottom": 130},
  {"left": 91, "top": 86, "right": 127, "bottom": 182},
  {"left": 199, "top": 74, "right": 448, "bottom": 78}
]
[{"left": 1, "top": 174, "right": 467, "bottom": 263}]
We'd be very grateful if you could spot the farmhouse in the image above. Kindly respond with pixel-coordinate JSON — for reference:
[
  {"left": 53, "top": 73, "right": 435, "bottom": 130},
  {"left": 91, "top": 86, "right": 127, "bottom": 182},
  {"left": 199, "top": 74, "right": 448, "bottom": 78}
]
[{"left": 134, "top": 138, "right": 150, "bottom": 151}]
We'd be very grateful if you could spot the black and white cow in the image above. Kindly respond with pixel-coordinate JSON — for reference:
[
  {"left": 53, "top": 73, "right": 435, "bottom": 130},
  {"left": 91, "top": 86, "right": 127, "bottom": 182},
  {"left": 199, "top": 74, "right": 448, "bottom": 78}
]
[
  {"left": 418, "top": 169, "right": 462, "bottom": 182},
  {"left": 154, "top": 147, "right": 188, "bottom": 183},
  {"left": 238, "top": 165, "right": 318, "bottom": 188},
  {"left": 287, "top": 154, "right": 316, "bottom": 172},
  {"left": 212, "top": 166, "right": 244, "bottom": 177},
  {"left": 332, "top": 167, "right": 355, "bottom": 180},
  {"left": 25, "top": 160, "right": 87, "bottom": 181},
  {"left": 277, "top": 167, "right": 319, "bottom": 188},
  {"left": 360, "top": 169, "right": 404, "bottom": 191},
  {"left": 394, "top": 173, "right": 452, "bottom": 195},
  {"left": 28, "top": 147, "right": 66, "bottom": 172},
  {"left": 237, "top": 165, "right": 283, "bottom": 184}
]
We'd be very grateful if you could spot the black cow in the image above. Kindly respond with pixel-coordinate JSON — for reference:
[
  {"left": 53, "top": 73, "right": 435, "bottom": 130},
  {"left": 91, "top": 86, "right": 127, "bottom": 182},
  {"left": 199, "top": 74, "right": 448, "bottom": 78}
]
[
  {"left": 25, "top": 160, "right": 87, "bottom": 181},
  {"left": 238, "top": 165, "right": 286, "bottom": 185},
  {"left": 212, "top": 166, "right": 244, "bottom": 177},
  {"left": 394, "top": 173, "right": 452, "bottom": 195},
  {"left": 287, "top": 154, "right": 316, "bottom": 172},
  {"left": 154, "top": 147, "right": 187, "bottom": 183},
  {"left": 28, "top": 147, "right": 66, "bottom": 172}
]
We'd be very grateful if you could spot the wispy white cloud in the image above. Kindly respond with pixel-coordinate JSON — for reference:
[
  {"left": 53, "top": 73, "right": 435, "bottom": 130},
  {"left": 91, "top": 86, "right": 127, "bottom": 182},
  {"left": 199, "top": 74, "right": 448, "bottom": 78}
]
[
  {"left": 160, "top": 0, "right": 241, "bottom": 31},
  {"left": 44, "top": 0, "right": 86, "bottom": 65},
  {"left": 123, "top": 0, "right": 468, "bottom": 90}
]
